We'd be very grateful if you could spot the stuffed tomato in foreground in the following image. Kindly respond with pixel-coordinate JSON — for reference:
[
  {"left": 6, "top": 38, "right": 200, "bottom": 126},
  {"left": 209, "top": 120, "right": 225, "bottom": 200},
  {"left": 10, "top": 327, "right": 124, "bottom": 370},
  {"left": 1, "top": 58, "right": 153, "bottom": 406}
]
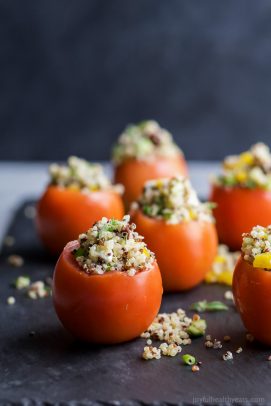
[
  {"left": 36, "top": 156, "right": 124, "bottom": 254},
  {"left": 131, "top": 177, "right": 218, "bottom": 291},
  {"left": 210, "top": 143, "right": 271, "bottom": 250},
  {"left": 233, "top": 225, "right": 271, "bottom": 346},
  {"left": 112, "top": 120, "right": 187, "bottom": 208},
  {"left": 53, "top": 215, "right": 163, "bottom": 344}
]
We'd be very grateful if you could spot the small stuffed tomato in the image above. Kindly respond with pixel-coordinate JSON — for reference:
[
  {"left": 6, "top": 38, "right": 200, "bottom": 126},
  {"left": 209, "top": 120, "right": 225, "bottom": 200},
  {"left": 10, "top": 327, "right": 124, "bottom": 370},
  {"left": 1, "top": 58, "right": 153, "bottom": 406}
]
[
  {"left": 233, "top": 225, "right": 271, "bottom": 346},
  {"left": 210, "top": 143, "right": 271, "bottom": 250},
  {"left": 36, "top": 157, "right": 124, "bottom": 255},
  {"left": 53, "top": 216, "right": 163, "bottom": 344},
  {"left": 131, "top": 177, "right": 218, "bottom": 291},
  {"left": 112, "top": 120, "right": 187, "bottom": 208}
]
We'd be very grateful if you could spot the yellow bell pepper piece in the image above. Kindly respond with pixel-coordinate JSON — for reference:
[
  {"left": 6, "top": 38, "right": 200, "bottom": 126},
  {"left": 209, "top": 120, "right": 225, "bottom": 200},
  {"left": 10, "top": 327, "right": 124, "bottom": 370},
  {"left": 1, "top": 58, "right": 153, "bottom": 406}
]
[
  {"left": 217, "top": 271, "right": 233, "bottom": 286},
  {"left": 253, "top": 252, "right": 271, "bottom": 269},
  {"left": 235, "top": 170, "right": 248, "bottom": 183},
  {"left": 239, "top": 152, "right": 254, "bottom": 165},
  {"left": 143, "top": 247, "right": 150, "bottom": 257}
]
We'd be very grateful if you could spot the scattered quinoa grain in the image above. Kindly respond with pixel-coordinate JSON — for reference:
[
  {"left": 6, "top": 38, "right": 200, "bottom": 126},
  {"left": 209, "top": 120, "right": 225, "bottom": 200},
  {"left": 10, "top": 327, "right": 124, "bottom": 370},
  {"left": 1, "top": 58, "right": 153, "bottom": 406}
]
[
  {"left": 142, "top": 346, "right": 161, "bottom": 360},
  {"left": 267, "top": 355, "right": 271, "bottom": 361},
  {"left": 222, "top": 351, "right": 233, "bottom": 361},
  {"left": 193, "top": 314, "right": 200, "bottom": 321},
  {"left": 141, "top": 308, "right": 206, "bottom": 360},
  {"left": 146, "top": 339, "right": 152, "bottom": 346},
  {"left": 27, "top": 281, "right": 49, "bottom": 299},
  {"left": 205, "top": 334, "right": 212, "bottom": 341},
  {"left": 205, "top": 340, "right": 214, "bottom": 348},
  {"left": 223, "top": 335, "right": 231, "bottom": 342},
  {"left": 236, "top": 347, "right": 243, "bottom": 353},
  {"left": 224, "top": 290, "right": 234, "bottom": 301},
  {"left": 213, "top": 339, "right": 222, "bottom": 349},
  {"left": 192, "top": 365, "right": 200, "bottom": 372},
  {"left": 15, "top": 276, "right": 30, "bottom": 290},
  {"left": 160, "top": 343, "right": 182, "bottom": 357},
  {"left": 7, "top": 296, "right": 16, "bottom": 305},
  {"left": 7, "top": 254, "right": 24, "bottom": 267}
]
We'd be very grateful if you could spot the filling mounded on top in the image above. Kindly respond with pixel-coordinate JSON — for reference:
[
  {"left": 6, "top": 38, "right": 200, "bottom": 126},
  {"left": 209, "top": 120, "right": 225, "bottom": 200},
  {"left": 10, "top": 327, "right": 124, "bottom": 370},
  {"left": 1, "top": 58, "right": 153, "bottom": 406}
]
[
  {"left": 49, "top": 156, "right": 123, "bottom": 194},
  {"left": 73, "top": 215, "right": 155, "bottom": 275},
  {"left": 213, "top": 143, "right": 271, "bottom": 190},
  {"left": 242, "top": 225, "right": 271, "bottom": 269},
  {"left": 112, "top": 120, "right": 182, "bottom": 164},
  {"left": 135, "top": 176, "right": 214, "bottom": 224}
]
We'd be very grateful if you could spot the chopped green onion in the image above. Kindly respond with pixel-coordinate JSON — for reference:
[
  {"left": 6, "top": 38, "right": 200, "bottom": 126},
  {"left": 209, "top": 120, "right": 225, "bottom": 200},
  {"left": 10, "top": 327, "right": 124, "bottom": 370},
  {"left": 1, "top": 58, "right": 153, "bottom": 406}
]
[{"left": 182, "top": 354, "right": 196, "bottom": 365}]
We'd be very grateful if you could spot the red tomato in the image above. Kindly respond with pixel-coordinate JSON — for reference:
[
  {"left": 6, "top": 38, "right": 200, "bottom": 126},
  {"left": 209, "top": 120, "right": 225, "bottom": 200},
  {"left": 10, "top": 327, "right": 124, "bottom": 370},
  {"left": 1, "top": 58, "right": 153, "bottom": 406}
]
[
  {"left": 36, "top": 186, "right": 124, "bottom": 255},
  {"left": 114, "top": 155, "right": 187, "bottom": 208},
  {"left": 233, "top": 255, "right": 271, "bottom": 346},
  {"left": 210, "top": 185, "right": 271, "bottom": 250},
  {"left": 53, "top": 241, "right": 163, "bottom": 344},
  {"left": 131, "top": 209, "right": 218, "bottom": 291}
]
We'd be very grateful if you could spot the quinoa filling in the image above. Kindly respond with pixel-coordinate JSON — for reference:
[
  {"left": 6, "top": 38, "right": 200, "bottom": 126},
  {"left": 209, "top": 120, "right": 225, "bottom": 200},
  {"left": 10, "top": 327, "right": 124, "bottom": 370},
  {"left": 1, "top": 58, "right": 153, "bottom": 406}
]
[
  {"left": 242, "top": 225, "right": 271, "bottom": 269},
  {"left": 112, "top": 120, "right": 182, "bottom": 164},
  {"left": 213, "top": 143, "right": 271, "bottom": 190},
  {"left": 73, "top": 215, "right": 154, "bottom": 275},
  {"left": 135, "top": 176, "right": 214, "bottom": 224},
  {"left": 49, "top": 156, "right": 123, "bottom": 193}
]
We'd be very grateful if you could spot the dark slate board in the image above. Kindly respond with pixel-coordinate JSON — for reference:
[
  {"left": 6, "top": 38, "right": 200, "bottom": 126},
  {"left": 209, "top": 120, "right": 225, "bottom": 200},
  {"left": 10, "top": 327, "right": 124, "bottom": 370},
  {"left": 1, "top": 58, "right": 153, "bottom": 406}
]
[{"left": 0, "top": 202, "right": 271, "bottom": 405}]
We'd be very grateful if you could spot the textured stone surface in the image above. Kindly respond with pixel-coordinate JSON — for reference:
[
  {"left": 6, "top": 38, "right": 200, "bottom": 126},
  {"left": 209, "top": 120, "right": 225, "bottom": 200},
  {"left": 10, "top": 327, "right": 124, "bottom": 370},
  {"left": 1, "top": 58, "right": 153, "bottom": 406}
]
[
  {"left": 0, "top": 203, "right": 270, "bottom": 404},
  {"left": 1, "top": 1, "right": 271, "bottom": 161}
]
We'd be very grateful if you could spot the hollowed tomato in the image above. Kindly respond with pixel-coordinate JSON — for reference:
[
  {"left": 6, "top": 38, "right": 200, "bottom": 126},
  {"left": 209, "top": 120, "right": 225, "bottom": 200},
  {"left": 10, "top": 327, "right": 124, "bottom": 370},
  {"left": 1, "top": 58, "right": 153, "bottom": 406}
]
[
  {"left": 210, "top": 185, "right": 271, "bottom": 250},
  {"left": 36, "top": 186, "right": 124, "bottom": 255},
  {"left": 233, "top": 255, "right": 271, "bottom": 346},
  {"left": 53, "top": 241, "right": 163, "bottom": 344},
  {"left": 114, "top": 155, "right": 187, "bottom": 208},
  {"left": 131, "top": 209, "right": 218, "bottom": 291}
]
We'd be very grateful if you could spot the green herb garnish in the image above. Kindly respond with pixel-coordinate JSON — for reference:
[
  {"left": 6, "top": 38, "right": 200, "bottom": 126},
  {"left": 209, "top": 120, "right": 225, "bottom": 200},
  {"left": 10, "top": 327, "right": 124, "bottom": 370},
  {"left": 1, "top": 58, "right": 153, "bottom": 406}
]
[
  {"left": 14, "top": 276, "right": 30, "bottom": 290},
  {"left": 73, "top": 247, "right": 85, "bottom": 258},
  {"left": 190, "top": 300, "right": 229, "bottom": 313},
  {"left": 187, "top": 319, "right": 207, "bottom": 337}
]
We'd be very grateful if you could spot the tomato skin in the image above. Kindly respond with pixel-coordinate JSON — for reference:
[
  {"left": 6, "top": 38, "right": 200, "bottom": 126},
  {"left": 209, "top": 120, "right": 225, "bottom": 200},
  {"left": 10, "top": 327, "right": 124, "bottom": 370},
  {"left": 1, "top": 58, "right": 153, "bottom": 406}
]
[
  {"left": 210, "top": 185, "right": 271, "bottom": 250},
  {"left": 53, "top": 241, "right": 163, "bottom": 344},
  {"left": 131, "top": 209, "right": 218, "bottom": 291},
  {"left": 233, "top": 256, "right": 271, "bottom": 346},
  {"left": 114, "top": 155, "right": 187, "bottom": 208},
  {"left": 36, "top": 186, "right": 124, "bottom": 255}
]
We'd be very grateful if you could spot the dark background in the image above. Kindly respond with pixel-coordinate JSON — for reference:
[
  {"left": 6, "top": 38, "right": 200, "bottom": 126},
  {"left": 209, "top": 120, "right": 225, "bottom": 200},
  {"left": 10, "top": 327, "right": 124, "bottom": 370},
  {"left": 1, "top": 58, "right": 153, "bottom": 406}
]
[{"left": 1, "top": 0, "right": 271, "bottom": 161}]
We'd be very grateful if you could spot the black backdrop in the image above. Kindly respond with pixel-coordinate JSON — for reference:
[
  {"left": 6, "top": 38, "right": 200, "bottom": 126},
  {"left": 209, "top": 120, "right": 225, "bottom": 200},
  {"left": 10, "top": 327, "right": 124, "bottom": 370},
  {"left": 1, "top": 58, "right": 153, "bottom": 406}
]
[{"left": 1, "top": 0, "right": 271, "bottom": 161}]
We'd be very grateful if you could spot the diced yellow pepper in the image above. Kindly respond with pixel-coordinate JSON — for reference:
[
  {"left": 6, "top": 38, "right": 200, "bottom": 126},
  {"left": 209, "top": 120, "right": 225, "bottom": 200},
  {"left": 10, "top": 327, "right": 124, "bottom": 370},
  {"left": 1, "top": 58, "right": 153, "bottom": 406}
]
[
  {"left": 235, "top": 170, "right": 248, "bottom": 183},
  {"left": 156, "top": 180, "right": 163, "bottom": 189},
  {"left": 215, "top": 255, "right": 226, "bottom": 264},
  {"left": 239, "top": 152, "right": 254, "bottom": 165},
  {"left": 189, "top": 209, "right": 197, "bottom": 220},
  {"left": 143, "top": 247, "right": 150, "bottom": 257},
  {"left": 68, "top": 184, "right": 80, "bottom": 191},
  {"left": 217, "top": 271, "right": 233, "bottom": 286},
  {"left": 253, "top": 252, "right": 271, "bottom": 269}
]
